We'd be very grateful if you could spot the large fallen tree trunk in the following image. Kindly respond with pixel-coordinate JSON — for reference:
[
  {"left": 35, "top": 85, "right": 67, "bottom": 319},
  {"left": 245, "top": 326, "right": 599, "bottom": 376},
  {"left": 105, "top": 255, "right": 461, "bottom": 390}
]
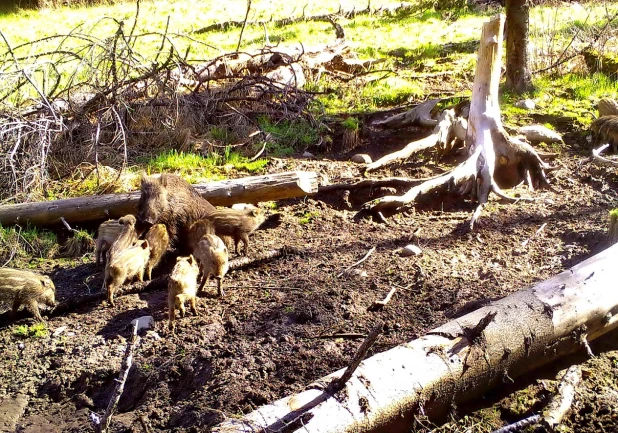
[
  {"left": 0, "top": 171, "right": 317, "bottom": 227},
  {"left": 363, "top": 14, "right": 550, "bottom": 228},
  {"left": 213, "top": 242, "right": 618, "bottom": 433}
]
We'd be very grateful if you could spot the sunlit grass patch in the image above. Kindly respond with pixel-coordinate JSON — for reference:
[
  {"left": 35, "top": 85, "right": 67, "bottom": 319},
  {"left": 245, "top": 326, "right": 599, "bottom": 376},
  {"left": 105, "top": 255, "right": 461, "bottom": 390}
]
[
  {"left": 144, "top": 149, "right": 268, "bottom": 184},
  {"left": 0, "top": 224, "right": 58, "bottom": 267},
  {"left": 257, "top": 116, "right": 320, "bottom": 154},
  {"left": 13, "top": 323, "right": 49, "bottom": 339}
]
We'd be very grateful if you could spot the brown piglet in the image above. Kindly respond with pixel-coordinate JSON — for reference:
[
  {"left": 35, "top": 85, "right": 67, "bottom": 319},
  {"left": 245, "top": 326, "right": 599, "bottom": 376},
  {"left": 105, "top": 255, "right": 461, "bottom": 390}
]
[
  {"left": 0, "top": 268, "right": 56, "bottom": 322},
  {"left": 203, "top": 208, "right": 266, "bottom": 255},
  {"left": 105, "top": 240, "right": 150, "bottom": 306},
  {"left": 167, "top": 255, "right": 200, "bottom": 331},
  {"left": 144, "top": 223, "right": 169, "bottom": 280},
  {"left": 193, "top": 234, "right": 229, "bottom": 296},
  {"left": 94, "top": 219, "right": 123, "bottom": 266}
]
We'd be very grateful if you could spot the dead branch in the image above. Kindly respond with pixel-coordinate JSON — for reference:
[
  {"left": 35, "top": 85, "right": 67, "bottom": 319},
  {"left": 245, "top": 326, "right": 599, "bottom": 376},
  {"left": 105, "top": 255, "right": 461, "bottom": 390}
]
[
  {"left": 369, "top": 286, "right": 397, "bottom": 310},
  {"left": 92, "top": 320, "right": 140, "bottom": 433},
  {"left": 236, "top": 0, "right": 252, "bottom": 52},
  {"left": 337, "top": 246, "right": 376, "bottom": 277},
  {"left": 365, "top": 108, "right": 459, "bottom": 173},
  {"left": 592, "top": 143, "right": 618, "bottom": 167},
  {"left": 521, "top": 223, "right": 547, "bottom": 248},
  {"left": 374, "top": 98, "right": 440, "bottom": 129},
  {"left": 490, "top": 415, "right": 541, "bottom": 433},
  {"left": 542, "top": 365, "right": 582, "bottom": 431},
  {"left": 609, "top": 210, "right": 618, "bottom": 245},
  {"left": 326, "top": 321, "right": 383, "bottom": 393}
]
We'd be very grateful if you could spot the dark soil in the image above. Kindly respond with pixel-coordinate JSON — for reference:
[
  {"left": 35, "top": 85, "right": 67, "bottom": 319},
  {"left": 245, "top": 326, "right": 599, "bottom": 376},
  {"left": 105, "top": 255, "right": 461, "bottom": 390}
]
[{"left": 1, "top": 117, "right": 618, "bottom": 433}]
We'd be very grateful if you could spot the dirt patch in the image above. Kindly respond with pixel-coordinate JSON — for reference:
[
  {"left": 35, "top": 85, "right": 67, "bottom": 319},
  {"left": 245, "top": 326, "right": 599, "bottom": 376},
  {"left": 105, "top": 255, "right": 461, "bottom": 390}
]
[{"left": 1, "top": 128, "right": 618, "bottom": 432}]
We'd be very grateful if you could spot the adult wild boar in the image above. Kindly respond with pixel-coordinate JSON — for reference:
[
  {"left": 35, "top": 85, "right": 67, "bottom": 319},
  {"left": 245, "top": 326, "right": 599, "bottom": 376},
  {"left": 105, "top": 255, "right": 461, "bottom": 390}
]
[{"left": 137, "top": 173, "right": 216, "bottom": 249}]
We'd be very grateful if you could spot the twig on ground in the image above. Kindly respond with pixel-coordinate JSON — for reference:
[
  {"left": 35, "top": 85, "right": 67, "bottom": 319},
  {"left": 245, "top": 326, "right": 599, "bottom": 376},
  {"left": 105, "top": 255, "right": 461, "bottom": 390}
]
[
  {"left": 369, "top": 287, "right": 397, "bottom": 310},
  {"left": 315, "top": 332, "right": 367, "bottom": 339},
  {"left": 327, "top": 321, "right": 383, "bottom": 393},
  {"left": 92, "top": 320, "right": 140, "bottom": 433},
  {"left": 592, "top": 143, "right": 618, "bottom": 167},
  {"left": 337, "top": 246, "right": 376, "bottom": 277},
  {"left": 542, "top": 365, "right": 582, "bottom": 431},
  {"left": 60, "top": 216, "right": 78, "bottom": 233},
  {"left": 490, "top": 414, "right": 541, "bottom": 433},
  {"left": 521, "top": 222, "right": 547, "bottom": 247}
]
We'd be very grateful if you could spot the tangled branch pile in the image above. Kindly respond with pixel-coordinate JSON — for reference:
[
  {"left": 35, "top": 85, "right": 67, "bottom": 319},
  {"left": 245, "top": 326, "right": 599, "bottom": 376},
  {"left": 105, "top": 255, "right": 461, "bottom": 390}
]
[{"left": 0, "top": 6, "right": 346, "bottom": 203}]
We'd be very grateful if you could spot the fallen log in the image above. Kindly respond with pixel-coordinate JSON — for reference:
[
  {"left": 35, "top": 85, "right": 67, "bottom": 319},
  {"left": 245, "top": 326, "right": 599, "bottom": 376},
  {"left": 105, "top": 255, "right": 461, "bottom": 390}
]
[
  {"left": 0, "top": 171, "right": 317, "bottom": 227},
  {"left": 213, "top": 242, "right": 618, "bottom": 433}
]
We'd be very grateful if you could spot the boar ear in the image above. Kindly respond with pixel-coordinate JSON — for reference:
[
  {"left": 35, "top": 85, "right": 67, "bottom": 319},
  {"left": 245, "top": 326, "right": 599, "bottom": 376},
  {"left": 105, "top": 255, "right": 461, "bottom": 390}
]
[
  {"left": 159, "top": 175, "right": 167, "bottom": 187},
  {"left": 141, "top": 172, "right": 148, "bottom": 183},
  {"left": 142, "top": 240, "right": 149, "bottom": 249},
  {"left": 188, "top": 254, "right": 195, "bottom": 264}
]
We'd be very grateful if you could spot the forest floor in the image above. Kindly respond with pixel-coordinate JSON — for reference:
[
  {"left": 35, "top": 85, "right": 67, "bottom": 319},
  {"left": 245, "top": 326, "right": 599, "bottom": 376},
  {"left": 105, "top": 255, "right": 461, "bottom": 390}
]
[{"left": 1, "top": 108, "right": 618, "bottom": 433}]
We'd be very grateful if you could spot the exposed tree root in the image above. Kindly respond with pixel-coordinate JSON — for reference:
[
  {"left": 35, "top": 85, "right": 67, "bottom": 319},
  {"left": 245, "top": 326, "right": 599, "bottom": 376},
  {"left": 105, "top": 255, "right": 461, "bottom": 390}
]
[
  {"left": 374, "top": 98, "right": 441, "bottom": 129},
  {"left": 362, "top": 15, "right": 551, "bottom": 229},
  {"left": 592, "top": 143, "right": 618, "bottom": 167},
  {"left": 365, "top": 108, "right": 461, "bottom": 173}
]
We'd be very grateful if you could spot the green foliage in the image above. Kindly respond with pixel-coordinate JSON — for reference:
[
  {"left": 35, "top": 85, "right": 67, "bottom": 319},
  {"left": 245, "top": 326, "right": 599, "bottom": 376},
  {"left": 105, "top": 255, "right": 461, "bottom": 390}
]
[
  {"left": 610, "top": 209, "right": 618, "bottom": 219},
  {"left": 0, "top": 224, "right": 58, "bottom": 266},
  {"left": 13, "top": 323, "right": 49, "bottom": 339},
  {"left": 298, "top": 211, "right": 318, "bottom": 225},
  {"left": 341, "top": 117, "right": 360, "bottom": 131},
  {"left": 144, "top": 149, "right": 268, "bottom": 183},
  {"left": 257, "top": 116, "right": 319, "bottom": 154}
]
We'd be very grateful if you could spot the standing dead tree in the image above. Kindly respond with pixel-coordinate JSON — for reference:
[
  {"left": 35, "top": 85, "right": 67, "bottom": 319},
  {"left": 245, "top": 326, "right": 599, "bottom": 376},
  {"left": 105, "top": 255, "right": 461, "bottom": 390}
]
[{"left": 362, "top": 14, "right": 551, "bottom": 229}]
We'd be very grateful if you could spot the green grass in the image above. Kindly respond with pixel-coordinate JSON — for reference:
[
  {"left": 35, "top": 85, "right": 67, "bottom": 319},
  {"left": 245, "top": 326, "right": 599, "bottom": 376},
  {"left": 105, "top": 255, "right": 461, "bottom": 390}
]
[
  {"left": 0, "top": 224, "right": 58, "bottom": 267},
  {"left": 298, "top": 211, "right": 318, "bottom": 225},
  {"left": 257, "top": 116, "right": 320, "bottom": 154},
  {"left": 13, "top": 323, "right": 49, "bottom": 339},
  {"left": 1, "top": 0, "right": 617, "bottom": 201},
  {"left": 144, "top": 149, "right": 268, "bottom": 184}
]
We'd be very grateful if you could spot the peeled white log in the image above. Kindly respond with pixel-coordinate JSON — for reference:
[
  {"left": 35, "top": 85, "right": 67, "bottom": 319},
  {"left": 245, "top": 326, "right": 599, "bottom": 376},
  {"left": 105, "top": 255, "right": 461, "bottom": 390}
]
[
  {"left": 213, "top": 242, "right": 618, "bottom": 433},
  {"left": 0, "top": 171, "right": 317, "bottom": 227}
]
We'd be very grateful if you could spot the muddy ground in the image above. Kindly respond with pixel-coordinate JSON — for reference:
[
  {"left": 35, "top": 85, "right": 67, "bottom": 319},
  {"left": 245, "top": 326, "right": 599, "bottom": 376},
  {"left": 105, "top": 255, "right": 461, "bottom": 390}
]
[{"left": 1, "top": 113, "right": 618, "bottom": 433}]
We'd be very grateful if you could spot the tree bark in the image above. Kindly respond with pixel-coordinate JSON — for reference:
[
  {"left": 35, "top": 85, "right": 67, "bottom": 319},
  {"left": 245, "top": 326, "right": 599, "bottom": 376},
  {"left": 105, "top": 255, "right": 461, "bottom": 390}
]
[
  {"left": 213, "top": 242, "right": 618, "bottom": 433},
  {"left": 505, "top": 0, "right": 533, "bottom": 93},
  {"left": 0, "top": 171, "right": 317, "bottom": 227}
]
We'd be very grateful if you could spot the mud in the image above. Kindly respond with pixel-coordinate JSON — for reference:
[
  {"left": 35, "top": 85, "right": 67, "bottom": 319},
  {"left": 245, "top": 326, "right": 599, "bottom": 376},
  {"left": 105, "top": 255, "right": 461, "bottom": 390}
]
[{"left": 1, "top": 124, "right": 617, "bottom": 432}]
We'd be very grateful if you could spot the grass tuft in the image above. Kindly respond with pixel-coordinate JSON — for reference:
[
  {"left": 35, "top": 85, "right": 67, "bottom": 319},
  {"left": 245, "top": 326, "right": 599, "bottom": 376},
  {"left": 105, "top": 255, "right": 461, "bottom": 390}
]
[
  {"left": 13, "top": 323, "right": 49, "bottom": 339},
  {"left": 0, "top": 225, "right": 58, "bottom": 267},
  {"left": 145, "top": 149, "right": 268, "bottom": 184}
]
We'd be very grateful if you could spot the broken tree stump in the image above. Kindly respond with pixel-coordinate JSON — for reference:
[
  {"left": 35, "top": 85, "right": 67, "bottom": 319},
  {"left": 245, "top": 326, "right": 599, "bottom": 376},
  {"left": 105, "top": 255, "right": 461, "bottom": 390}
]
[
  {"left": 0, "top": 171, "right": 318, "bottom": 227},
  {"left": 213, "top": 242, "right": 618, "bottom": 433},
  {"left": 363, "top": 14, "right": 550, "bottom": 228}
]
